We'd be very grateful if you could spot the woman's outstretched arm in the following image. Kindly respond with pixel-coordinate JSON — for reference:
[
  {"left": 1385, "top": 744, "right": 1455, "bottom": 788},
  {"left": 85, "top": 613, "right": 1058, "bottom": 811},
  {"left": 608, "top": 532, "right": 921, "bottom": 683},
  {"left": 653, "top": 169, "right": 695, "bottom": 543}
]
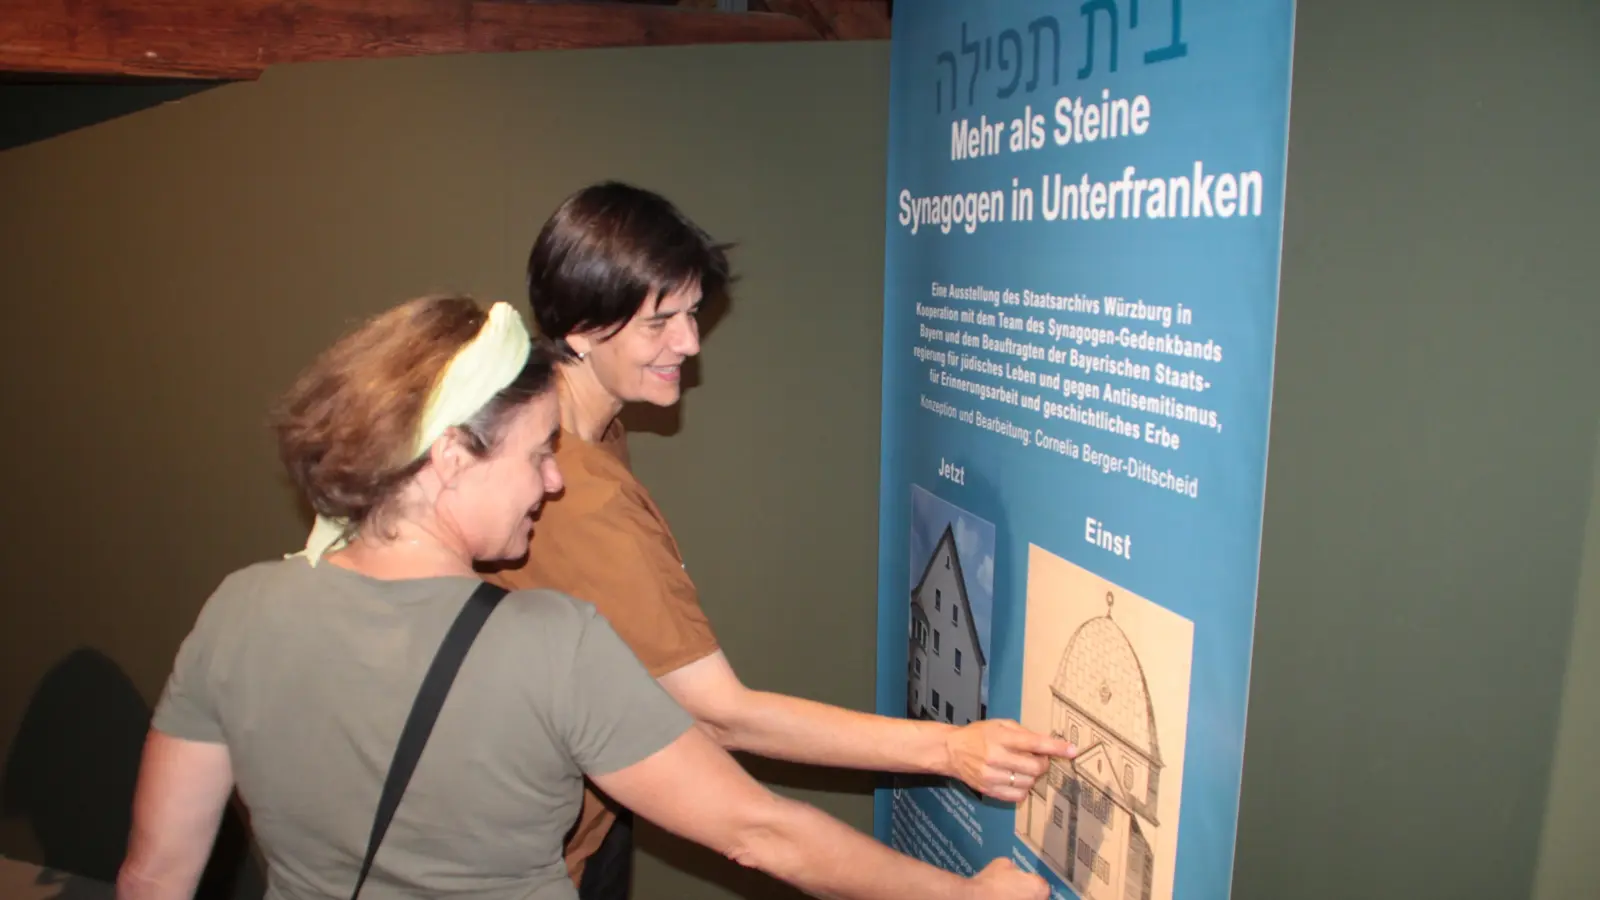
[
  {"left": 590, "top": 723, "right": 1047, "bottom": 900},
  {"left": 658, "top": 650, "right": 1075, "bottom": 803}
]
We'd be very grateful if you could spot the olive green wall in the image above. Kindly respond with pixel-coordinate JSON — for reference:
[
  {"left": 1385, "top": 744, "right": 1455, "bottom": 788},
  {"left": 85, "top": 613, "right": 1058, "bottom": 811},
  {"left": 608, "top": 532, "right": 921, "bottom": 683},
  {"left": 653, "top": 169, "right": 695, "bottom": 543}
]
[
  {"left": 0, "top": 41, "right": 888, "bottom": 900},
  {"left": 1234, "top": 1, "right": 1600, "bottom": 899},
  {"left": 3, "top": 3, "right": 1598, "bottom": 899}
]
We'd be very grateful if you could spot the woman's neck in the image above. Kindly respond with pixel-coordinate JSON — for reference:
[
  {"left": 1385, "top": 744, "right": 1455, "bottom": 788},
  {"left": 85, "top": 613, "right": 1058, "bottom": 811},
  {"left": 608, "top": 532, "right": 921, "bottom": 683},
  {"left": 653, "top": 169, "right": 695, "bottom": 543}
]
[
  {"left": 325, "top": 519, "right": 477, "bottom": 581},
  {"left": 557, "top": 365, "right": 624, "bottom": 442}
]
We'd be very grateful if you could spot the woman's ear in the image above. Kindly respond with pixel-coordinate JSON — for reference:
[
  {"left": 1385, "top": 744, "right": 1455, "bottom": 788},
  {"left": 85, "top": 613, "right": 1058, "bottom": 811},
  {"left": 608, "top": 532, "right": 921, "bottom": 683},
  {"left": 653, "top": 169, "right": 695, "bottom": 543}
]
[
  {"left": 564, "top": 330, "right": 596, "bottom": 360},
  {"left": 426, "top": 428, "right": 475, "bottom": 486}
]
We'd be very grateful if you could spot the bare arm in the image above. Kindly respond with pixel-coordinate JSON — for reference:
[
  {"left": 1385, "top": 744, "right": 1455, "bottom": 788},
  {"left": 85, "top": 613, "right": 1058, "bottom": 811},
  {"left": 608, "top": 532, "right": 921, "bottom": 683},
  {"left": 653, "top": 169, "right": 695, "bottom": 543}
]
[
  {"left": 590, "top": 724, "right": 1044, "bottom": 900},
  {"left": 657, "top": 651, "right": 1074, "bottom": 803},
  {"left": 117, "top": 730, "right": 235, "bottom": 900}
]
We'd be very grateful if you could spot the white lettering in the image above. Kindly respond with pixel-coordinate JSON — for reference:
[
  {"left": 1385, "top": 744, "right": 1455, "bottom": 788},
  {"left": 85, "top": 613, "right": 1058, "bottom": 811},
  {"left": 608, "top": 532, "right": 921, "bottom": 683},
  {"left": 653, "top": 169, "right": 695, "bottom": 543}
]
[{"left": 1084, "top": 516, "right": 1133, "bottom": 560}]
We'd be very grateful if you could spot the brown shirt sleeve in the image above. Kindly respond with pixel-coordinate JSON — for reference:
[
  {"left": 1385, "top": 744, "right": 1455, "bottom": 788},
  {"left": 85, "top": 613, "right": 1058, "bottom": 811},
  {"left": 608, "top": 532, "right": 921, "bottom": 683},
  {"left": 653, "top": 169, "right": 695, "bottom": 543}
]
[
  {"left": 563, "top": 479, "right": 720, "bottom": 677},
  {"left": 489, "top": 429, "right": 720, "bottom": 678}
]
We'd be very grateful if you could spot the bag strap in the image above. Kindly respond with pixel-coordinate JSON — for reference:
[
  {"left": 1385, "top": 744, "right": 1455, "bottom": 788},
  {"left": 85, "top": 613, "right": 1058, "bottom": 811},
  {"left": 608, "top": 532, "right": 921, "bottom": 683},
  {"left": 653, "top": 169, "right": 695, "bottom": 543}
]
[{"left": 350, "top": 580, "right": 509, "bottom": 900}]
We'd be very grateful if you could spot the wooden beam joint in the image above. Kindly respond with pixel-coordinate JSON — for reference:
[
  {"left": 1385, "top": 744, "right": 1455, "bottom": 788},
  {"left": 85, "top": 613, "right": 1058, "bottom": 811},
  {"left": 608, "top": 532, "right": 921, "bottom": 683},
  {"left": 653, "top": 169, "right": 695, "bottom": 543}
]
[
  {"left": 760, "top": 0, "right": 890, "bottom": 41},
  {"left": 0, "top": 0, "right": 832, "bottom": 81}
]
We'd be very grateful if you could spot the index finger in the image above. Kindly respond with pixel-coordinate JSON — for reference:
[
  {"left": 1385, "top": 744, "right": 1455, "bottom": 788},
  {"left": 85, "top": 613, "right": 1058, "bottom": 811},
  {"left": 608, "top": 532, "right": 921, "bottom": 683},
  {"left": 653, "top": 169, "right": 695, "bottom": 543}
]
[{"left": 999, "top": 726, "right": 1077, "bottom": 759}]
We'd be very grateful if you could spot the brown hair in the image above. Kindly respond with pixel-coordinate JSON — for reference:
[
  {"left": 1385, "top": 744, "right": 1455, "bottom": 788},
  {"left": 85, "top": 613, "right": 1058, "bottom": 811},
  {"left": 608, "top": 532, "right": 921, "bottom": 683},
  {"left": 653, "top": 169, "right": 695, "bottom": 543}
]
[{"left": 272, "top": 295, "right": 557, "bottom": 534}]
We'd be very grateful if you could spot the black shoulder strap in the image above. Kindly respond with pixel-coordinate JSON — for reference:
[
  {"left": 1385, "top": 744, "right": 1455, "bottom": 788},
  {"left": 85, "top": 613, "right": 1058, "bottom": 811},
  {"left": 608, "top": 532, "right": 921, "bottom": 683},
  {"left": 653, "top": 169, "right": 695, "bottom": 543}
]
[{"left": 350, "top": 580, "right": 508, "bottom": 900}]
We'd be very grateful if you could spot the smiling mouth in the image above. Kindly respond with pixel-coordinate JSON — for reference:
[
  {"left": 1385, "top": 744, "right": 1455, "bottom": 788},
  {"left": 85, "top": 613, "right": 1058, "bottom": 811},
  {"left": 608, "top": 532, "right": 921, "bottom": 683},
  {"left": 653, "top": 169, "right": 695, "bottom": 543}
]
[{"left": 648, "top": 364, "right": 681, "bottom": 381}]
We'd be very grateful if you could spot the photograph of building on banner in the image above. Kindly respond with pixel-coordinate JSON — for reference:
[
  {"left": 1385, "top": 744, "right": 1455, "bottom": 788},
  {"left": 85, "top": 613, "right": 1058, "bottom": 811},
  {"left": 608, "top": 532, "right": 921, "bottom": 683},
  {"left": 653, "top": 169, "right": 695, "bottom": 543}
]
[{"left": 906, "top": 485, "right": 995, "bottom": 728}]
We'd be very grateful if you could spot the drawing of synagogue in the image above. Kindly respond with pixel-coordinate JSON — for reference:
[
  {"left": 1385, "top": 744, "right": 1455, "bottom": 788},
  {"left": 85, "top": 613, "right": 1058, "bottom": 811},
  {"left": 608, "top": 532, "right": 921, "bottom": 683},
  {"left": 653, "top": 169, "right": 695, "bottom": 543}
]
[
  {"left": 906, "top": 523, "right": 987, "bottom": 725},
  {"left": 1022, "top": 592, "right": 1162, "bottom": 900}
]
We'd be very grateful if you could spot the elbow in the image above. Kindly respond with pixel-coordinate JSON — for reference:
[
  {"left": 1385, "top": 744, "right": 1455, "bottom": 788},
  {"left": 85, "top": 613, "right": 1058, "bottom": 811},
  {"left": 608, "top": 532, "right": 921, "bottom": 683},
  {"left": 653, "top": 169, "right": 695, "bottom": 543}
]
[
  {"left": 116, "top": 857, "right": 168, "bottom": 900},
  {"left": 721, "top": 791, "right": 808, "bottom": 878},
  {"left": 687, "top": 690, "right": 754, "bottom": 752},
  {"left": 693, "top": 717, "right": 736, "bottom": 750},
  {"left": 116, "top": 837, "right": 203, "bottom": 900}
]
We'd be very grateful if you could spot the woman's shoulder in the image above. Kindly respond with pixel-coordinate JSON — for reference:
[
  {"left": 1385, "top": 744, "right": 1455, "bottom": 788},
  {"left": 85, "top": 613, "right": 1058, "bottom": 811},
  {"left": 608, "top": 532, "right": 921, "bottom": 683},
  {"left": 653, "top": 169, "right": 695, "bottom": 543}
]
[
  {"left": 542, "top": 442, "right": 673, "bottom": 538},
  {"left": 499, "top": 585, "right": 591, "bottom": 614},
  {"left": 198, "top": 560, "right": 610, "bottom": 642},
  {"left": 494, "top": 586, "right": 607, "bottom": 637},
  {"left": 470, "top": 588, "right": 632, "bottom": 687},
  {"left": 201, "top": 556, "right": 313, "bottom": 612},
  {"left": 171, "top": 557, "right": 320, "bottom": 652},
  {"left": 547, "top": 429, "right": 642, "bottom": 508}
]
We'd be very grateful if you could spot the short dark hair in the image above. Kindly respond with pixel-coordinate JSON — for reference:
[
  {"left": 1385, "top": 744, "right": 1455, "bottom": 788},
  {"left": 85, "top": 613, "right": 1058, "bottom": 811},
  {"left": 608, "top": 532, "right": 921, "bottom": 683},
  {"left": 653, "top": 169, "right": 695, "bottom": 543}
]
[
  {"left": 273, "top": 295, "right": 558, "bottom": 533},
  {"left": 526, "top": 181, "right": 732, "bottom": 358}
]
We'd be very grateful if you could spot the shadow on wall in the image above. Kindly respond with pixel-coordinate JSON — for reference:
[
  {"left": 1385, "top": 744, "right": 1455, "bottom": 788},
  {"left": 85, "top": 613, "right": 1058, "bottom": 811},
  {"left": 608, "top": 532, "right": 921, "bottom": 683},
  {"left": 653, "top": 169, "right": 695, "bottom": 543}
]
[
  {"left": 0, "top": 78, "right": 221, "bottom": 152},
  {"left": 1, "top": 647, "right": 263, "bottom": 900},
  {"left": 9, "top": 866, "right": 115, "bottom": 900}
]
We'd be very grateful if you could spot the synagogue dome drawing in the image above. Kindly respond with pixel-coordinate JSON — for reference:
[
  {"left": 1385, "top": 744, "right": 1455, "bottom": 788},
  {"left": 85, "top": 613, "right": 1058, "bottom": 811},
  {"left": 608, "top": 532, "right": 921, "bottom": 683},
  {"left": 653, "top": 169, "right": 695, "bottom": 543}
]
[{"left": 1052, "top": 592, "right": 1161, "bottom": 766}]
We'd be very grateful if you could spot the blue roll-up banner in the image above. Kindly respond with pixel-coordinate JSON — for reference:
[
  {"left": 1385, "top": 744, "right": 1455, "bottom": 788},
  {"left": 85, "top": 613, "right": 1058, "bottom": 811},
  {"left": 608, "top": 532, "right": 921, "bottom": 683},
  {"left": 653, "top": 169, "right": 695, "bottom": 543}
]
[{"left": 873, "top": 2, "right": 1297, "bottom": 898}]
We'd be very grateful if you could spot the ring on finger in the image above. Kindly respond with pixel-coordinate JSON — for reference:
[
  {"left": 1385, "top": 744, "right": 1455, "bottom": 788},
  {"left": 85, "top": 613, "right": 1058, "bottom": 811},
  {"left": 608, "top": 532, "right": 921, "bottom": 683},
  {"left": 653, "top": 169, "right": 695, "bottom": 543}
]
[{"left": 1008, "top": 771, "right": 1016, "bottom": 786}]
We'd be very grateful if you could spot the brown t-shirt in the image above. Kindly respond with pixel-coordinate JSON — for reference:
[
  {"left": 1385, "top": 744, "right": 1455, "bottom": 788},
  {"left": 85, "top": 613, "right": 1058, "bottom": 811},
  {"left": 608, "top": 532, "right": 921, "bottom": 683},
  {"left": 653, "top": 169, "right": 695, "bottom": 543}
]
[{"left": 485, "top": 418, "right": 720, "bottom": 883}]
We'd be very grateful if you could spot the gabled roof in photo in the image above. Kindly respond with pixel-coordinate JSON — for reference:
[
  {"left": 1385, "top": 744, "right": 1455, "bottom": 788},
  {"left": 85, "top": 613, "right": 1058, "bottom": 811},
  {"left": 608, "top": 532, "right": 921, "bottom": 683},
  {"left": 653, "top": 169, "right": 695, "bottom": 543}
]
[{"left": 911, "top": 522, "right": 987, "bottom": 669}]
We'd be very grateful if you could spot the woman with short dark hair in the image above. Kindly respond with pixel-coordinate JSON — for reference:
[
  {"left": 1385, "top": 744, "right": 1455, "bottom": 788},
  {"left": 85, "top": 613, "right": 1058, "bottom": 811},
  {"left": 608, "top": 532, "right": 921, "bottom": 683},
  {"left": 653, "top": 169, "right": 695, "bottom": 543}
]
[
  {"left": 491, "top": 184, "right": 1078, "bottom": 898},
  {"left": 118, "top": 294, "right": 1049, "bottom": 900}
]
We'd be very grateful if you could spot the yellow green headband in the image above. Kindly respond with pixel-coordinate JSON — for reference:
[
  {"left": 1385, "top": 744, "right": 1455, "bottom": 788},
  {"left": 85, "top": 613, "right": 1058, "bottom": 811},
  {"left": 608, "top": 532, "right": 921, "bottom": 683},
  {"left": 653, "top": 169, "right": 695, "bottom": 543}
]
[{"left": 292, "top": 301, "right": 533, "bottom": 565}]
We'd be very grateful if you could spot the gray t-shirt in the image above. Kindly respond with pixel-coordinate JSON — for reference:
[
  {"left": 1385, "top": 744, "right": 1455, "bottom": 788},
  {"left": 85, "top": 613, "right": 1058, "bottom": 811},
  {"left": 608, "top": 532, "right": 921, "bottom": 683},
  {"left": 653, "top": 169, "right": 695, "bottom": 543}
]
[{"left": 152, "top": 557, "right": 694, "bottom": 900}]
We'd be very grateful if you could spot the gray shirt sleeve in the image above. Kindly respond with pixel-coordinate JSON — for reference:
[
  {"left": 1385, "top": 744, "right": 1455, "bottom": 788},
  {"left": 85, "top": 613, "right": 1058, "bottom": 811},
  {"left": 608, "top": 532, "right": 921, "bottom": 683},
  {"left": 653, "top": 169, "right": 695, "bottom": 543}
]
[
  {"left": 150, "top": 576, "right": 236, "bottom": 744},
  {"left": 557, "top": 604, "right": 697, "bottom": 776}
]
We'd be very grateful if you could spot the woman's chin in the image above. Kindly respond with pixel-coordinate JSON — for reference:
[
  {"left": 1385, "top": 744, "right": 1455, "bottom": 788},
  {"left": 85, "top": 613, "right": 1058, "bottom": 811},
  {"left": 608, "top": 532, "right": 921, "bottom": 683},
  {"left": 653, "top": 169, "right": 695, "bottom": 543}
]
[
  {"left": 485, "top": 540, "right": 531, "bottom": 568},
  {"left": 633, "top": 387, "right": 682, "bottom": 408}
]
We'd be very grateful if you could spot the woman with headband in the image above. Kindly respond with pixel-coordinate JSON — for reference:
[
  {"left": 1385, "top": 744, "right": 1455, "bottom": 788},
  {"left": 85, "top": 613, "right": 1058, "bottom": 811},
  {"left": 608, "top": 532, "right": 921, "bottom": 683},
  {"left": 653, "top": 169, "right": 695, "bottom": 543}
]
[
  {"left": 487, "top": 183, "right": 1078, "bottom": 898},
  {"left": 118, "top": 295, "right": 1049, "bottom": 900}
]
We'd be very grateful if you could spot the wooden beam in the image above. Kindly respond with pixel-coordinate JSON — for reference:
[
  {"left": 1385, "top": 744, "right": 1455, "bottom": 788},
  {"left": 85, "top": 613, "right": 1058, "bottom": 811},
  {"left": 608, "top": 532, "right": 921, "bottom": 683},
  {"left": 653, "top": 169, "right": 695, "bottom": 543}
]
[
  {"left": 760, "top": 0, "right": 889, "bottom": 41},
  {"left": 0, "top": 0, "right": 825, "bottom": 81}
]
